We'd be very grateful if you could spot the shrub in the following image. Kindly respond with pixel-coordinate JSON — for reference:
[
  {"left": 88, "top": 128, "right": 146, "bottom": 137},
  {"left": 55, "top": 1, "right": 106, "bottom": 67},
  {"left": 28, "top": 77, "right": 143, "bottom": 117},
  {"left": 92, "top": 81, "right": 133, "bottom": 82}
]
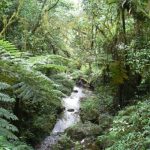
[{"left": 98, "top": 100, "right": 150, "bottom": 150}]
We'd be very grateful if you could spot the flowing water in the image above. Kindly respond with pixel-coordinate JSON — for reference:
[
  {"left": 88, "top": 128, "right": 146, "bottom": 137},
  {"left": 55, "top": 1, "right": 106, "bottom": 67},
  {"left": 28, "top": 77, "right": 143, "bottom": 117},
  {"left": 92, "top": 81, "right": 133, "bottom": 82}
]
[{"left": 37, "top": 86, "right": 89, "bottom": 150}]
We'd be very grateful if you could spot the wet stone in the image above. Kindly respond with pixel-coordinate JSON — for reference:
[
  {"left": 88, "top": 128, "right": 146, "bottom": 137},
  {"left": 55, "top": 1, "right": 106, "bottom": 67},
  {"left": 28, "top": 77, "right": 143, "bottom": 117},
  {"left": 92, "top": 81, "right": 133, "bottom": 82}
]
[
  {"left": 67, "top": 109, "right": 75, "bottom": 112},
  {"left": 73, "top": 90, "right": 78, "bottom": 93}
]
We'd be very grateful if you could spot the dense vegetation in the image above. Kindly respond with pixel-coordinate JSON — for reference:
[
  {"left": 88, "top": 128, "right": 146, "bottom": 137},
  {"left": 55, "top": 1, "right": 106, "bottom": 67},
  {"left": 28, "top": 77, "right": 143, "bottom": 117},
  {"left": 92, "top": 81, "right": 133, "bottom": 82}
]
[{"left": 0, "top": 0, "right": 149, "bottom": 149}]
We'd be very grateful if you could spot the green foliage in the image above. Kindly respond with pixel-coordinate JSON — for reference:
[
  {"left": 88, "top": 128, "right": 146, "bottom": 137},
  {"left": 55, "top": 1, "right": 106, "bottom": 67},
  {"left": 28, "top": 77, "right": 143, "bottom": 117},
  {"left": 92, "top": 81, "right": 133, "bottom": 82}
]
[
  {"left": 98, "top": 100, "right": 150, "bottom": 150},
  {"left": 81, "top": 96, "right": 100, "bottom": 122},
  {"left": 0, "top": 39, "right": 71, "bottom": 144},
  {"left": 0, "top": 82, "right": 32, "bottom": 149},
  {"left": 110, "top": 61, "right": 128, "bottom": 85},
  {"left": 20, "top": 0, "right": 39, "bottom": 24},
  {"left": 127, "top": 44, "right": 150, "bottom": 81},
  {"left": 51, "top": 134, "right": 74, "bottom": 150},
  {"left": 0, "top": 136, "right": 33, "bottom": 150},
  {"left": 0, "top": 0, "right": 15, "bottom": 16},
  {"left": 0, "top": 0, "right": 150, "bottom": 149},
  {"left": 50, "top": 73, "right": 74, "bottom": 95},
  {"left": 2, "top": 0, "right": 72, "bottom": 55},
  {"left": 0, "top": 40, "right": 63, "bottom": 104},
  {"left": 67, "top": 122, "right": 102, "bottom": 140},
  {"left": 81, "top": 86, "right": 113, "bottom": 123},
  {"left": 0, "top": 82, "right": 18, "bottom": 140},
  {"left": 27, "top": 54, "right": 69, "bottom": 73}
]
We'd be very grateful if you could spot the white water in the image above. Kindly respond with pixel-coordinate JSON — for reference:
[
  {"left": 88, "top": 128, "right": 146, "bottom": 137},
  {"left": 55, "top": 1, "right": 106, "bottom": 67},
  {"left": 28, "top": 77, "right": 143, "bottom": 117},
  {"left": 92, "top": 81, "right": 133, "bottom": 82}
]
[{"left": 38, "top": 86, "right": 87, "bottom": 150}]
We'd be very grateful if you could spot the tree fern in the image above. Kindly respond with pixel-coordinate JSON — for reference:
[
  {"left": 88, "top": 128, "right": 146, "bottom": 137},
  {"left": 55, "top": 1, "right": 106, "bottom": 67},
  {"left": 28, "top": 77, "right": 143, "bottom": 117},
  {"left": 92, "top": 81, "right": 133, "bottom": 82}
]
[
  {"left": 0, "top": 59, "right": 62, "bottom": 105},
  {"left": 0, "top": 40, "right": 65, "bottom": 105}
]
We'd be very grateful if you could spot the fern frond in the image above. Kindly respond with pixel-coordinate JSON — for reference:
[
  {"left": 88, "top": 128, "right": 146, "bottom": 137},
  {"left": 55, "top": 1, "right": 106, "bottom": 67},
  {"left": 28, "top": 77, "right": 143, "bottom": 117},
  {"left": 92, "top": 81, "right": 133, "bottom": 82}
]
[
  {"left": 36, "top": 64, "right": 67, "bottom": 71},
  {"left": 0, "top": 108, "right": 18, "bottom": 120},
  {"left": 0, "top": 59, "right": 61, "bottom": 105},
  {"left": 0, "top": 82, "right": 10, "bottom": 90},
  {"left": 50, "top": 73, "right": 74, "bottom": 95},
  {"left": 26, "top": 54, "right": 69, "bottom": 73},
  {"left": 0, "top": 93, "right": 15, "bottom": 102},
  {"left": 0, "top": 118, "right": 18, "bottom": 132},
  {"left": 0, "top": 40, "right": 29, "bottom": 57},
  {"left": 0, "top": 80, "right": 18, "bottom": 140},
  {"left": 0, "top": 127, "right": 18, "bottom": 139},
  {"left": 0, "top": 40, "right": 17, "bottom": 53},
  {"left": 28, "top": 54, "right": 69, "bottom": 66},
  {"left": 0, "top": 136, "right": 33, "bottom": 149}
]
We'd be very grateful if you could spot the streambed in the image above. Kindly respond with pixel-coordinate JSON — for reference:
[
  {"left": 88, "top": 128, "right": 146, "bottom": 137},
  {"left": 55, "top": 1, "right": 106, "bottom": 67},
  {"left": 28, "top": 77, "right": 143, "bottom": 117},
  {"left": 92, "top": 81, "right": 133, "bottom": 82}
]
[{"left": 37, "top": 86, "right": 90, "bottom": 150}]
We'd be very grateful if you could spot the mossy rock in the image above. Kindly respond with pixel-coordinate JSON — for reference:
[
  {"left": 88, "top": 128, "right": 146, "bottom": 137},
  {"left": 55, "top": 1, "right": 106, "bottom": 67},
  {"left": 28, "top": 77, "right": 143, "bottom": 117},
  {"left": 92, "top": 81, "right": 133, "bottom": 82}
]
[
  {"left": 98, "top": 113, "right": 113, "bottom": 130},
  {"left": 51, "top": 134, "right": 74, "bottom": 150},
  {"left": 66, "top": 122, "right": 102, "bottom": 140}
]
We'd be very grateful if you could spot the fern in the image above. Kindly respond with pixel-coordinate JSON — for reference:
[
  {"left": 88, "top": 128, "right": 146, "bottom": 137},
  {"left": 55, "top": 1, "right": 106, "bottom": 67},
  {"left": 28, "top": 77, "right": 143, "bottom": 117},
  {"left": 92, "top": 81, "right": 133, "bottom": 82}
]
[
  {"left": 0, "top": 82, "right": 18, "bottom": 140},
  {"left": 0, "top": 40, "right": 73, "bottom": 144},
  {"left": 0, "top": 93, "right": 15, "bottom": 102},
  {"left": 50, "top": 73, "right": 74, "bottom": 95},
  {"left": 0, "top": 40, "right": 30, "bottom": 61},
  {"left": 0, "top": 81, "right": 32, "bottom": 149},
  {"left": 27, "top": 54, "right": 69, "bottom": 72},
  {"left": 36, "top": 63, "right": 67, "bottom": 72},
  {"left": 0, "top": 80, "right": 33, "bottom": 149},
  {"left": 0, "top": 82, "right": 11, "bottom": 90},
  {"left": 0, "top": 40, "right": 64, "bottom": 105},
  {"left": 0, "top": 136, "right": 33, "bottom": 150},
  {"left": 0, "top": 118, "right": 17, "bottom": 131},
  {"left": 0, "top": 108, "right": 18, "bottom": 121}
]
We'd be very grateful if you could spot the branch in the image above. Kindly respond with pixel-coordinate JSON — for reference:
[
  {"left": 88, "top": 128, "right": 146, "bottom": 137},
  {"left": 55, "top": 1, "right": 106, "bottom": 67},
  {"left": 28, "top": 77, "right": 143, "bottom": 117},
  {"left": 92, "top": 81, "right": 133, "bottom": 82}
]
[
  {"left": 0, "top": 13, "right": 16, "bottom": 37},
  {"left": 96, "top": 25, "right": 108, "bottom": 40},
  {"left": 31, "top": 0, "right": 47, "bottom": 34},
  {"left": 0, "top": 0, "right": 23, "bottom": 37},
  {"left": 31, "top": 0, "right": 60, "bottom": 34},
  {"left": 47, "top": 0, "right": 60, "bottom": 12}
]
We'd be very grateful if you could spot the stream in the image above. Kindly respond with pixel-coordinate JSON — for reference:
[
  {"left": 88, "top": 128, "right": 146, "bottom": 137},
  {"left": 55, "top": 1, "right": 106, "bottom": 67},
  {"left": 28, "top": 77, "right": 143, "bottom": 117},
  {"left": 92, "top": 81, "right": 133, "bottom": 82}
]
[{"left": 37, "top": 86, "right": 90, "bottom": 150}]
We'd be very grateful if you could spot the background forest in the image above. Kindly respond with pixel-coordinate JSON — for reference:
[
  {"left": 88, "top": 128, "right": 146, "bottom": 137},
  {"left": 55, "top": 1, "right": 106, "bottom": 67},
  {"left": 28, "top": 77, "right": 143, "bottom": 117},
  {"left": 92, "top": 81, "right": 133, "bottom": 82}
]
[{"left": 0, "top": 0, "right": 150, "bottom": 149}]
